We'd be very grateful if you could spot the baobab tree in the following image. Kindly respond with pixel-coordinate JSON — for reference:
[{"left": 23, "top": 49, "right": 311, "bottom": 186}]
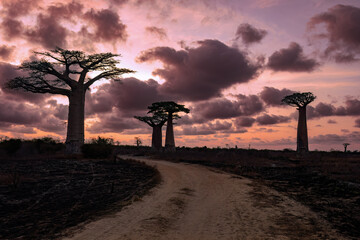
[
  {"left": 7, "top": 47, "right": 134, "bottom": 153},
  {"left": 148, "top": 101, "right": 190, "bottom": 151},
  {"left": 134, "top": 111, "right": 168, "bottom": 151},
  {"left": 343, "top": 143, "right": 350, "bottom": 152},
  {"left": 282, "top": 92, "right": 316, "bottom": 153}
]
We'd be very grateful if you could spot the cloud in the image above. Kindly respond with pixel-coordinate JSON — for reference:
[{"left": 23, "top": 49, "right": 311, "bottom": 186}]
[
  {"left": 311, "top": 131, "right": 360, "bottom": 143},
  {"left": 0, "top": 99, "right": 43, "bottom": 125},
  {"left": 87, "top": 113, "right": 143, "bottom": 133},
  {"left": 193, "top": 94, "right": 264, "bottom": 121},
  {"left": 1, "top": 0, "right": 39, "bottom": 18},
  {"left": 0, "top": 62, "right": 48, "bottom": 103},
  {"left": 235, "top": 23, "right": 267, "bottom": 45},
  {"left": 87, "top": 78, "right": 164, "bottom": 116},
  {"left": 234, "top": 117, "right": 256, "bottom": 127},
  {"left": 1, "top": 18, "right": 24, "bottom": 40},
  {"left": 306, "top": 99, "right": 360, "bottom": 119},
  {"left": 181, "top": 126, "right": 216, "bottom": 136},
  {"left": 0, "top": 45, "right": 15, "bottom": 60},
  {"left": 256, "top": 114, "right": 290, "bottom": 125},
  {"left": 259, "top": 87, "right": 294, "bottom": 106},
  {"left": 25, "top": 14, "right": 68, "bottom": 49},
  {"left": 137, "top": 39, "right": 262, "bottom": 101},
  {"left": 327, "top": 119, "right": 337, "bottom": 124},
  {"left": 307, "top": 4, "right": 360, "bottom": 62},
  {"left": 267, "top": 42, "right": 319, "bottom": 72},
  {"left": 83, "top": 8, "right": 127, "bottom": 42},
  {"left": 145, "top": 26, "right": 168, "bottom": 40}
]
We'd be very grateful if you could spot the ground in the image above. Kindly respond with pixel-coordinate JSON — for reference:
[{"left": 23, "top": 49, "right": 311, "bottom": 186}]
[
  {"left": 0, "top": 157, "right": 160, "bottom": 239},
  {"left": 64, "top": 156, "right": 348, "bottom": 240}
]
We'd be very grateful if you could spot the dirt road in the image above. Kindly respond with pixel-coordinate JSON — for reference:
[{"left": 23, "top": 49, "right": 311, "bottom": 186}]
[{"left": 64, "top": 157, "right": 346, "bottom": 240}]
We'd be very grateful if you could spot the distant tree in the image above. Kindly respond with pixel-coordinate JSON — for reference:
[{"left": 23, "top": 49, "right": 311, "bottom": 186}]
[
  {"left": 134, "top": 137, "right": 142, "bottom": 147},
  {"left": 7, "top": 47, "right": 134, "bottom": 154},
  {"left": 343, "top": 143, "right": 350, "bottom": 152},
  {"left": 282, "top": 92, "right": 316, "bottom": 153},
  {"left": 148, "top": 101, "right": 190, "bottom": 151},
  {"left": 134, "top": 111, "right": 168, "bottom": 151}
]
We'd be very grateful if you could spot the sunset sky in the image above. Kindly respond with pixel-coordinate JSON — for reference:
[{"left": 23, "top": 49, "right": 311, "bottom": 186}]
[{"left": 0, "top": 0, "right": 359, "bottom": 151}]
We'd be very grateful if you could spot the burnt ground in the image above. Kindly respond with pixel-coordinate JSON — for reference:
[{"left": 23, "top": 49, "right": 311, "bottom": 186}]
[
  {"left": 0, "top": 156, "right": 160, "bottom": 240},
  {"left": 152, "top": 148, "right": 360, "bottom": 240}
]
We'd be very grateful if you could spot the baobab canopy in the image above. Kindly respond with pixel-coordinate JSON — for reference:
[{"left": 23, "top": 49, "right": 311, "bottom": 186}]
[{"left": 281, "top": 92, "right": 316, "bottom": 108}]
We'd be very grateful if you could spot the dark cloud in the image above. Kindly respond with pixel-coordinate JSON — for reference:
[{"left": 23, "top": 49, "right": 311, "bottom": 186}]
[
  {"left": 306, "top": 99, "right": 360, "bottom": 119},
  {"left": 0, "top": 45, "right": 15, "bottom": 60},
  {"left": 1, "top": 0, "right": 39, "bottom": 18},
  {"left": 235, "top": 23, "right": 267, "bottom": 45},
  {"left": 0, "top": 99, "right": 43, "bottom": 125},
  {"left": 234, "top": 117, "right": 256, "bottom": 127},
  {"left": 193, "top": 94, "right": 263, "bottom": 120},
  {"left": 47, "top": 1, "right": 84, "bottom": 20},
  {"left": 327, "top": 119, "right": 337, "bottom": 124},
  {"left": 267, "top": 42, "right": 319, "bottom": 72},
  {"left": 84, "top": 9, "right": 127, "bottom": 42},
  {"left": 87, "top": 114, "right": 142, "bottom": 133},
  {"left": 25, "top": 14, "right": 68, "bottom": 48},
  {"left": 181, "top": 126, "right": 215, "bottom": 136},
  {"left": 256, "top": 114, "right": 291, "bottom": 125},
  {"left": 145, "top": 26, "right": 168, "bottom": 40},
  {"left": 355, "top": 119, "right": 360, "bottom": 128},
  {"left": 259, "top": 87, "right": 294, "bottom": 106},
  {"left": 307, "top": 4, "right": 360, "bottom": 62},
  {"left": 311, "top": 131, "right": 360, "bottom": 143},
  {"left": 87, "top": 78, "right": 164, "bottom": 116},
  {"left": 137, "top": 39, "right": 262, "bottom": 101},
  {"left": 1, "top": 18, "right": 23, "bottom": 40},
  {"left": 0, "top": 62, "right": 48, "bottom": 103}
]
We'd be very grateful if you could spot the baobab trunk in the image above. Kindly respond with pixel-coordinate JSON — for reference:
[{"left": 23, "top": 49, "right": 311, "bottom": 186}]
[
  {"left": 152, "top": 125, "right": 163, "bottom": 151},
  {"left": 66, "top": 88, "right": 85, "bottom": 154},
  {"left": 297, "top": 107, "right": 308, "bottom": 153},
  {"left": 165, "top": 112, "right": 175, "bottom": 151}
]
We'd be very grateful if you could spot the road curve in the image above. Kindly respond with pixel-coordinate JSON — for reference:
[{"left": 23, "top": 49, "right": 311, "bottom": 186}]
[{"left": 64, "top": 156, "right": 346, "bottom": 240}]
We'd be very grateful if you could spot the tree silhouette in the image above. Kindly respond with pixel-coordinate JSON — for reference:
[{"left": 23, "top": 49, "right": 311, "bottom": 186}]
[
  {"left": 148, "top": 101, "right": 190, "bottom": 151},
  {"left": 282, "top": 92, "right": 316, "bottom": 153},
  {"left": 134, "top": 111, "right": 168, "bottom": 151},
  {"left": 7, "top": 47, "right": 134, "bottom": 153},
  {"left": 343, "top": 143, "right": 350, "bottom": 152}
]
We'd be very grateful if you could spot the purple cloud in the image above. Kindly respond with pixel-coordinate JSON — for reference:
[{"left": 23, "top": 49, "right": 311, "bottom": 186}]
[
  {"left": 235, "top": 23, "right": 267, "bottom": 45},
  {"left": 137, "top": 39, "right": 262, "bottom": 101},
  {"left": 260, "top": 87, "right": 294, "bottom": 106},
  {"left": 267, "top": 42, "right": 319, "bottom": 72},
  {"left": 308, "top": 4, "right": 360, "bottom": 62}
]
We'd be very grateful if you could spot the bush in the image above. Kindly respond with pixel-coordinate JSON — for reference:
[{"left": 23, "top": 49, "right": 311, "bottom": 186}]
[
  {"left": 82, "top": 137, "right": 114, "bottom": 159},
  {"left": 0, "top": 139, "right": 22, "bottom": 156}
]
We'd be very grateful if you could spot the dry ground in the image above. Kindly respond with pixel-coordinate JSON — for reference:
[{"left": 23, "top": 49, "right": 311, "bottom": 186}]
[{"left": 65, "top": 156, "right": 346, "bottom": 240}]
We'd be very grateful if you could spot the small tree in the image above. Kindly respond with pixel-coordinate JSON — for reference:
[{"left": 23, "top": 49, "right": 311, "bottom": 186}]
[
  {"left": 135, "top": 137, "right": 142, "bottom": 147},
  {"left": 7, "top": 47, "right": 134, "bottom": 153},
  {"left": 282, "top": 92, "right": 316, "bottom": 153},
  {"left": 343, "top": 143, "right": 350, "bottom": 152},
  {"left": 148, "top": 101, "right": 190, "bottom": 151},
  {"left": 134, "top": 111, "right": 168, "bottom": 151}
]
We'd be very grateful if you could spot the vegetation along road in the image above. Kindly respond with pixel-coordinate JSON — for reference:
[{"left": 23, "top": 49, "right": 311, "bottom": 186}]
[{"left": 64, "top": 156, "right": 346, "bottom": 240}]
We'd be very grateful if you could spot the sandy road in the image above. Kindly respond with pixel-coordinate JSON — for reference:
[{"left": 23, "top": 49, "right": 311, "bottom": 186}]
[{"left": 64, "top": 156, "right": 346, "bottom": 240}]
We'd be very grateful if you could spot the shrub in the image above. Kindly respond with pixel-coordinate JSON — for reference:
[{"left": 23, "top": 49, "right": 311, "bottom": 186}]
[
  {"left": 0, "top": 138, "right": 22, "bottom": 156},
  {"left": 82, "top": 137, "right": 114, "bottom": 159}
]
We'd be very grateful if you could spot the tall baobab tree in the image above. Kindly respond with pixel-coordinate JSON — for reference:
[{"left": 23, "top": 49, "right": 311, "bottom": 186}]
[
  {"left": 148, "top": 101, "right": 190, "bottom": 151},
  {"left": 282, "top": 92, "right": 316, "bottom": 153},
  {"left": 134, "top": 111, "right": 168, "bottom": 151},
  {"left": 7, "top": 47, "right": 134, "bottom": 153}
]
